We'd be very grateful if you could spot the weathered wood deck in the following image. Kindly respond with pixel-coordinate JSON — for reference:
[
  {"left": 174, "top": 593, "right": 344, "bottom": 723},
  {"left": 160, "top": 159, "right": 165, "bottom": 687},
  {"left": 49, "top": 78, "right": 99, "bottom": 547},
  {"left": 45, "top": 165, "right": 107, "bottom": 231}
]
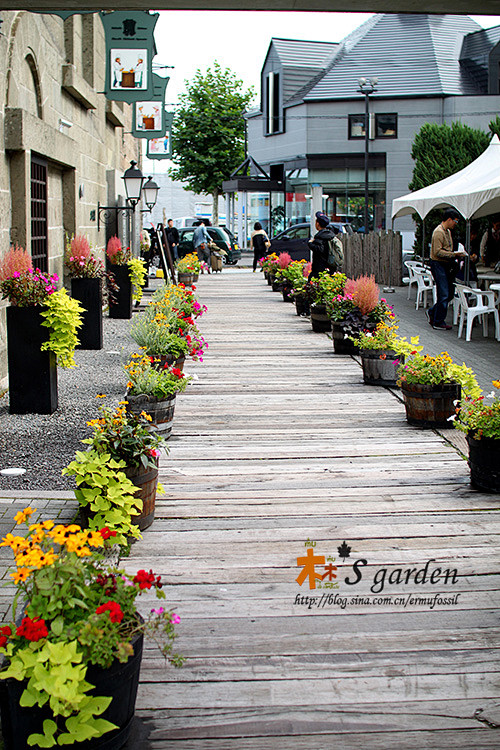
[{"left": 124, "top": 270, "right": 500, "bottom": 749}]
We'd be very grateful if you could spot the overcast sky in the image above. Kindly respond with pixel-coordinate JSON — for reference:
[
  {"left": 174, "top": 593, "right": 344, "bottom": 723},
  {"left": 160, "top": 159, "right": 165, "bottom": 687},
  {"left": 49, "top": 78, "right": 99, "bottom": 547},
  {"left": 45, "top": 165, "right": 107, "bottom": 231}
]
[{"left": 153, "top": 12, "right": 500, "bottom": 105}]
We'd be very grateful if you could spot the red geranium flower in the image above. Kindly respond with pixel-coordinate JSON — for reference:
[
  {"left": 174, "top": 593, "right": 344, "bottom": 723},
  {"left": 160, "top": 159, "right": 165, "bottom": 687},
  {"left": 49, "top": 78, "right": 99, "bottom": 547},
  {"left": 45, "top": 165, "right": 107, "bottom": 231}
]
[
  {"left": 133, "top": 569, "right": 162, "bottom": 590},
  {"left": 96, "top": 601, "right": 123, "bottom": 623},
  {"left": 0, "top": 625, "right": 12, "bottom": 647},
  {"left": 16, "top": 616, "right": 48, "bottom": 642},
  {"left": 99, "top": 527, "right": 117, "bottom": 540},
  {"left": 171, "top": 368, "right": 184, "bottom": 379}
]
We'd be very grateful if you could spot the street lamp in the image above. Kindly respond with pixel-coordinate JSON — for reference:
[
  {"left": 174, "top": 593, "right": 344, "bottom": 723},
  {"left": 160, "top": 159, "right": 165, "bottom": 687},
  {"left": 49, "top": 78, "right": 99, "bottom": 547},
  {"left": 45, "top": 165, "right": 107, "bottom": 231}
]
[
  {"left": 122, "top": 160, "right": 145, "bottom": 209},
  {"left": 97, "top": 161, "right": 150, "bottom": 232},
  {"left": 357, "top": 77, "right": 378, "bottom": 235},
  {"left": 142, "top": 176, "right": 160, "bottom": 212}
]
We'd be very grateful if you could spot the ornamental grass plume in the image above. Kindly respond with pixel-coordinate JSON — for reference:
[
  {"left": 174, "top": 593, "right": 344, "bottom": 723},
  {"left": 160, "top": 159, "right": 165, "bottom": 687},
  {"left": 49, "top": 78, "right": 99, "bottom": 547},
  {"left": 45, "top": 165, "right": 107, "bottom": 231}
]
[
  {"left": 0, "top": 245, "right": 33, "bottom": 280},
  {"left": 345, "top": 275, "right": 379, "bottom": 315},
  {"left": 70, "top": 234, "right": 91, "bottom": 260},
  {"left": 106, "top": 235, "right": 130, "bottom": 265},
  {"left": 303, "top": 262, "right": 312, "bottom": 278},
  {"left": 278, "top": 252, "right": 292, "bottom": 269}
]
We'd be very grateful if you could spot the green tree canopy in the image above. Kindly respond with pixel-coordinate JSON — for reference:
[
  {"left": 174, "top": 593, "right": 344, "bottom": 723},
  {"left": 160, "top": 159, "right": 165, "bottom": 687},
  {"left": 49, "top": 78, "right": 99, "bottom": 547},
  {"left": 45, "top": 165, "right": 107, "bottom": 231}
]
[
  {"left": 408, "top": 122, "right": 491, "bottom": 252},
  {"left": 170, "top": 62, "right": 254, "bottom": 224}
]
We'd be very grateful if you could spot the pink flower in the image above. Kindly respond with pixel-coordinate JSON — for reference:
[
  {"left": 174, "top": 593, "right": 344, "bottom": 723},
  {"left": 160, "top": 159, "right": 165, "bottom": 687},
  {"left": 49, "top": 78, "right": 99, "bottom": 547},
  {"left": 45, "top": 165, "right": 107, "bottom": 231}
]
[
  {"left": 12, "top": 271, "right": 20, "bottom": 278},
  {"left": 148, "top": 448, "right": 161, "bottom": 459},
  {"left": 171, "top": 614, "right": 181, "bottom": 624},
  {"left": 151, "top": 607, "right": 165, "bottom": 615}
]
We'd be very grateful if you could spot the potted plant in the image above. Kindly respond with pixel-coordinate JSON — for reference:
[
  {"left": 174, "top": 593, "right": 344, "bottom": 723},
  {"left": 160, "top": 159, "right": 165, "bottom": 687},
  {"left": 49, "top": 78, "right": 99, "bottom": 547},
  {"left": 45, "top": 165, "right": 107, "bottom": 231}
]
[
  {"left": 66, "top": 234, "right": 105, "bottom": 350},
  {"left": 261, "top": 253, "right": 279, "bottom": 285},
  {"left": 0, "top": 246, "right": 83, "bottom": 414},
  {"left": 106, "top": 237, "right": 132, "bottom": 319},
  {"left": 290, "top": 262, "right": 312, "bottom": 316},
  {"left": 350, "top": 321, "right": 422, "bottom": 387},
  {"left": 277, "top": 259, "right": 306, "bottom": 303},
  {"left": 452, "top": 380, "right": 500, "bottom": 492},
  {"left": 66, "top": 402, "right": 167, "bottom": 532},
  {"left": 327, "top": 275, "right": 391, "bottom": 354},
  {"left": 0, "top": 508, "right": 183, "bottom": 749},
  {"left": 308, "top": 272, "right": 347, "bottom": 332},
  {"left": 271, "top": 253, "right": 292, "bottom": 292},
  {"left": 176, "top": 253, "right": 200, "bottom": 286},
  {"left": 124, "top": 352, "right": 192, "bottom": 438},
  {"left": 397, "top": 351, "right": 479, "bottom": 428}
]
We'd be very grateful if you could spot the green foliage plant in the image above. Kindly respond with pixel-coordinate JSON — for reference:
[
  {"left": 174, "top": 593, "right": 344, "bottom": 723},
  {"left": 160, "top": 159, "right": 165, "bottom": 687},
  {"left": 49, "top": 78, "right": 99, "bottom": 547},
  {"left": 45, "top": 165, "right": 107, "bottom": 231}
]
[
  {"left": 125, "top": 353, "right": 192, "bottom": 399},
  {"left": 0, "top": 508, "right": 183, "bottom": 747},
  {"left": 128, "top": 257, "right": 147, "bottom": 303},
  {"left": 397, "top": 351, "right": 481, "bottom": 399},
  {"left": 177, "top": 253, "right": 200, "bottom": 274},
  {"left": 62, "top": 450, "right": 142, "bottom": 545},
  {"left": 351, "top": 320, "right": 424, "bottom": 357},
  {"left": 453, "top": 380, "right": 500, "bottom": 440},
  {"left": 40, "top": 289, "right": 84, "bottom": 368},
  {"left": 130, "top": 316, "right": 190, "bottom": 358},
  {"left": 308, "top": 271, "right": 347, "bottom": 307},
  {"left": 170, "top": 61, "right": 254, "bottom": 224}
]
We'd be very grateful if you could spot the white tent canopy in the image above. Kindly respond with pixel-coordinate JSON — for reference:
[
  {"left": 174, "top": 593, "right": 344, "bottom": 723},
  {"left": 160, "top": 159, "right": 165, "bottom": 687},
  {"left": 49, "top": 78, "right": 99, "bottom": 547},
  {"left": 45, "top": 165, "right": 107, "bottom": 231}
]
[{"left": 392, "top": 135, "right": 500, "bottom": 222}]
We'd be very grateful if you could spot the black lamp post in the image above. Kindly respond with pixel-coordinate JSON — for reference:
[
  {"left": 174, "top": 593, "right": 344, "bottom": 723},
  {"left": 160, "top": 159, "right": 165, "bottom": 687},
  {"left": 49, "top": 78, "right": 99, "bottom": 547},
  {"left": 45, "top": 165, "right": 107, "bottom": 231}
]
[
  {"left": 97, "top": 160, "right": 147, "bottom": 233},
  {"left": 357, "top": 77, "right": 378, "bottom": 235}
]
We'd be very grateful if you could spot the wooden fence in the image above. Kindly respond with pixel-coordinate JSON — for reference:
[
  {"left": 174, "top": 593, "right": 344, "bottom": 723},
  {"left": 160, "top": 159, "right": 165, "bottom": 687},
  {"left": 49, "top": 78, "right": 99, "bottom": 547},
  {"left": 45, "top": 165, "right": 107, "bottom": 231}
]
[{"left": 342, "top": 230, "right": 402, "bottom": 286}]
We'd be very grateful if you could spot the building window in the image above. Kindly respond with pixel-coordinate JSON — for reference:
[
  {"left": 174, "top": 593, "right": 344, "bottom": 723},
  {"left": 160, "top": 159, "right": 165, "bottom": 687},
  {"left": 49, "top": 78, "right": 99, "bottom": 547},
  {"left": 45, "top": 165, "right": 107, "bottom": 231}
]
[
  {"left": 349, "top": 113, "right": 397, "bottom": 139},
  {"left": 265, "top": 71, "right": 282, "bottom": 135},
  {"left": 31, "top": 154, "right": 48, "bottom": 273},
  {"left": 349, "top": 114, "right": 366, "bottom": 139},
  {"left": 376, "top": 113, "right": 397, "bottom": 138}
]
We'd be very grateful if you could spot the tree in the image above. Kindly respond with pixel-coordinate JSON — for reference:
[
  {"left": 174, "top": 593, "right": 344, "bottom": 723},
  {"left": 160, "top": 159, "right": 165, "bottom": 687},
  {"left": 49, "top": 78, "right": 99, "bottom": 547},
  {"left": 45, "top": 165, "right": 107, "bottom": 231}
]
[
  {"left": 170, "top": 62, "right": 254, "bottom": 225},
  {"left": 408, "top": 122, "right": 490, "bottom": 252}
]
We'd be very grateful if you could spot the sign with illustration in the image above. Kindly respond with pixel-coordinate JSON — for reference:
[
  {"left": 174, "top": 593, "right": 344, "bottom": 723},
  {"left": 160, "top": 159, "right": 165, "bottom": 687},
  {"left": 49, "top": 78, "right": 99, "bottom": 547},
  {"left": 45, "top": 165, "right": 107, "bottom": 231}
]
[
  {"left": 132, "top": 75, "right": 169, "bottom": 139},
  {"left": 101, "top": 11, "right": 158, "bottom": 102},
  {"left": 146, "top": 113, "right": 174, "bottom": 159}
]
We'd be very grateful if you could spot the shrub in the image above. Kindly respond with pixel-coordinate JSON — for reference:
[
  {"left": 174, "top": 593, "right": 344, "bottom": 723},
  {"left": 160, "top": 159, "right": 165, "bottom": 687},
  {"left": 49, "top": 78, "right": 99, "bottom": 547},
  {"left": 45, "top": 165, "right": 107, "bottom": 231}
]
[
  {"left": 344, "top": 275, "right": 379, "bottom": 315},
  {"left": 0, "top": 245, "right": 33, "bottom": 280}
]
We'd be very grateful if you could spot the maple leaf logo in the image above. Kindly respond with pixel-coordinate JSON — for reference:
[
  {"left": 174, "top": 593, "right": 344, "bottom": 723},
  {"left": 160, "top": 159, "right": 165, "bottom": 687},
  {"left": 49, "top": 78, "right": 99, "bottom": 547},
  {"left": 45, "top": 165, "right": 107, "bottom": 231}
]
[{"left": 338, "top": 541, "right": 351, "bottom": 561}]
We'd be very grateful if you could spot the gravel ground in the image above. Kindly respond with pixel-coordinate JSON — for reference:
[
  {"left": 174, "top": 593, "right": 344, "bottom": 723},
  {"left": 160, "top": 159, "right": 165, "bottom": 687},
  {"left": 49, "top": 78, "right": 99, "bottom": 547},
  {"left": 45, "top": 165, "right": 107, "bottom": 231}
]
[{"left": 0, "top": 306, "right": 143, "bottom": 493}]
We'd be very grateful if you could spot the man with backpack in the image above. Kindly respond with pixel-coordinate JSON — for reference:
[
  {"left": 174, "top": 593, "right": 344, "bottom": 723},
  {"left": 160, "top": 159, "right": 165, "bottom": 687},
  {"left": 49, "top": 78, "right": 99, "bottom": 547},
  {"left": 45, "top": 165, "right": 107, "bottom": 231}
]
[{"left": 308, "top": 212, "right": 343, "bottom": 279}]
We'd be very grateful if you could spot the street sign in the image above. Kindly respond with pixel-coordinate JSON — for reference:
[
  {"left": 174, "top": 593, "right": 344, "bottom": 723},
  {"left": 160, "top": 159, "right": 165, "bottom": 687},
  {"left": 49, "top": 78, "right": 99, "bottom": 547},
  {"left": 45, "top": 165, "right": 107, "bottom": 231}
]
[
  {"left": 146, "top": 112, "right": 174, "bottom": 159},
  {"left": 132, "top": 74, "right": 169, "bottom": 139},
  {"left": 101, "top": 11, "right": 158, "bottom": 102}
]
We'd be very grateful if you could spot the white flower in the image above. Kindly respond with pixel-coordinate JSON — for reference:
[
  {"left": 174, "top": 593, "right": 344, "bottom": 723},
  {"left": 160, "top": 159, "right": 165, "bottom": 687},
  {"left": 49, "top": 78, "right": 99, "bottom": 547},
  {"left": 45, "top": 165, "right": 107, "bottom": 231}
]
[{"left": 447, "top": 414, "right": 457, "bottom": 422}]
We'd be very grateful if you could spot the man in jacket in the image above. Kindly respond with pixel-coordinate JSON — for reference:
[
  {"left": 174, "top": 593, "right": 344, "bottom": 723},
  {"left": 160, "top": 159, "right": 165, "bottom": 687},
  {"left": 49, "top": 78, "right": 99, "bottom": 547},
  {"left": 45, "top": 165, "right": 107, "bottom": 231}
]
[
  {"left": 165, "top": 219, "right": 179, "bottom": 261},
  {"left": 428, "top": 208, "right": 467, "bottom": 330},
  {"left": 308, "top": 211, "right": 335, "bottom": 279}
]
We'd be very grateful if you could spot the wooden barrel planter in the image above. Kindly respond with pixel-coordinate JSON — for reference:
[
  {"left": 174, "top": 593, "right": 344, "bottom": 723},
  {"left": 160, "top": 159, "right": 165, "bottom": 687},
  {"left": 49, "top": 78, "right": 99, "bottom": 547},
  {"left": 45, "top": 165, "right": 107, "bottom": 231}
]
[
  {"left": 271, "top": 278, "right": 283, "bottom": 293},
  {"left": 6, "top": 306, "right": 58, "bottom": 414},
  {"left": 177, "top": 272, "right": 194, "bottom": 286},
  {"left": 295, "top": 295, "right": 310, "bottom": 317},
  {"left": 125, "top": 460, "right": 159, "bottom": 531},
  {"left": 331, "top": 321, "right": 359, "bottom": 354},
  {"left": 0, "top": 627, "right": 143, "bottom": 750},
  {"left": 126, "top": 393, "right": 176, "bottom": 439},
  {"left": 467, "top": 435, "right": 500, "bottom": 492},
  {"left": 360, "top": 349, "right": 403, "bottom": 387},
  {"left": 71, "top": 277, "right": 103, "bottom": 350},
  {"left": 282, "top": 283, "right": 294, "bottom": 303},
  {"left": 108, "top": 264, "right": 132, "bottom": 320},
  {"left": 400, "top": 382, "right": 460, "bottom": 428},
  {"left": 310, "top": 303, "right": 331, "bottom": 332}
]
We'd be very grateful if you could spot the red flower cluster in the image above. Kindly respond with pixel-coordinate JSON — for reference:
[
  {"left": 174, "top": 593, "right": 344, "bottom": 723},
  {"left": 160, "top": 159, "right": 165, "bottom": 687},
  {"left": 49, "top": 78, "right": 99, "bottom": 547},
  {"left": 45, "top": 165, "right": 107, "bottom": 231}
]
[
  {"left": 96, "top": 601, "right": 123, "bottom": 623},
  {"left": 0, "top": 625, "right": 12, "bottom": 647},
  {"left": 16, "top": 616, "right": 48, "bottom": 642},
  {"left": 99, "top": 527, "right": 117, "bottom": 540},
  {"left": 171, "top": 368, "right": 184, "bottom": 379},
  {"left": 95, "top": 573, "right": 117, "bottom": 595},
  {"left": 133, "top": 569, "right": 162, "bottom": 590}
]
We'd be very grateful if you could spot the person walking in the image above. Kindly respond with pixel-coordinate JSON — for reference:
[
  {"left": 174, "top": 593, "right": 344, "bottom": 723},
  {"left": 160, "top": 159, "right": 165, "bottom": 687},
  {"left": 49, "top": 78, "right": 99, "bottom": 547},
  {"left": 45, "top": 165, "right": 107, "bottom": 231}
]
[
  {"left": 308, "top": 211, "right": 336, "bottom": 280},
  {"left": 250, "top": 222, "right": 270, "bottom": 272},
  {"left": 427, "top": 208, "right": 467, "bottom": 330},
  {"left": 165, "top": 219, "right": 180, "bottom": 261},
  {"left": 193, "top": 221, "right": 211, "bottom": 273}
]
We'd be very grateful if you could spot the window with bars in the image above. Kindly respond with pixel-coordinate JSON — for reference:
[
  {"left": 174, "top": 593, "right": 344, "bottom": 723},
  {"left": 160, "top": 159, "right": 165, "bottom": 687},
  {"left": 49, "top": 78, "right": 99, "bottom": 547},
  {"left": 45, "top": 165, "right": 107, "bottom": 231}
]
[{"left": 31, "top": 155, "right": 48, "bottom": 272}]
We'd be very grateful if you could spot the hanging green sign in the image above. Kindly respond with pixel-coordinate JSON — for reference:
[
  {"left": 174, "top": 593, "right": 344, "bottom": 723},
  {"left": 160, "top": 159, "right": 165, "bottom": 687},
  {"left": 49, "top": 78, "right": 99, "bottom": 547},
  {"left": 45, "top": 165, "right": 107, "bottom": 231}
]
[
  {"left": 146, "top": 113, "right": 174, "bottom": 159},
  {"left": 101, "top": 11, "right": 158, "bottom": 102},
  {"left": 32, "top": 11, "right": 95, "bottom": 19},
  {"left": 132, "top": 74, "right": 169, "bottom": 139}
]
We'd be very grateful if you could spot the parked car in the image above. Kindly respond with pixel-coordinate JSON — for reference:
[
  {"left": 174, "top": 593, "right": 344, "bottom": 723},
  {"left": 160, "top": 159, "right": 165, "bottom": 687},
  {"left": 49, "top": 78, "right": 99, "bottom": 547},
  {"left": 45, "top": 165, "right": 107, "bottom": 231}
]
[
  {"left": 177, "top": 226, "right": 242, "bottom": 265},
  {"left": 268, "top": 222, "right": 352, "bottom": 261}
]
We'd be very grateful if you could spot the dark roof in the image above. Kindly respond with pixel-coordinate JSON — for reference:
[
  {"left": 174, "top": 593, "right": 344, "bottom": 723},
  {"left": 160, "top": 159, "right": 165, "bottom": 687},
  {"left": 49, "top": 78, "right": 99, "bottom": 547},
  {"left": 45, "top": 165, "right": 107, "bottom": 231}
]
[
  {"left": 460, "top": 25, "right": 500, "bottom": 93},
  {"left": 302, "top": 13, "right": 482, "bottom": 101},
  {"left": 264, "top": 38, "right": 339, "bottom": 105}
]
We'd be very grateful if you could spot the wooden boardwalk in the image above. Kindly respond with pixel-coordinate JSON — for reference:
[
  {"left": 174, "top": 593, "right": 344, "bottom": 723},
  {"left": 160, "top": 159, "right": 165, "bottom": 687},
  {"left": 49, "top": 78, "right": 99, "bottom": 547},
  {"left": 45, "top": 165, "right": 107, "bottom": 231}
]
[{"left": 124, "top": 270, "right": 500, "bottom": 750}]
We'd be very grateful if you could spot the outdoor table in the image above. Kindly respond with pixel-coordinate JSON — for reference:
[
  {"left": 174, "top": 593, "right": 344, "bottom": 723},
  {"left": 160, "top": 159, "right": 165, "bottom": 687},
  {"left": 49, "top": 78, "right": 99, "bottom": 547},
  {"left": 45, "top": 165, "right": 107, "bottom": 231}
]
[
  {"left": 476, "top": 268, "right": 500, "bottom": 290},
  {"left": 489, "top": 282, "right": 500, "bottom": 309}
]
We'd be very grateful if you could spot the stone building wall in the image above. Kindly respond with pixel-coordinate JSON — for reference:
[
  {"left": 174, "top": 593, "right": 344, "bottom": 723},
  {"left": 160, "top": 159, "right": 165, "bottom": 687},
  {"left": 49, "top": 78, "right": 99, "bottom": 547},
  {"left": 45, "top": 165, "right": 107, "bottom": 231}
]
[{"left": 0, "top": 11, "right": 140, "bottom": 386}]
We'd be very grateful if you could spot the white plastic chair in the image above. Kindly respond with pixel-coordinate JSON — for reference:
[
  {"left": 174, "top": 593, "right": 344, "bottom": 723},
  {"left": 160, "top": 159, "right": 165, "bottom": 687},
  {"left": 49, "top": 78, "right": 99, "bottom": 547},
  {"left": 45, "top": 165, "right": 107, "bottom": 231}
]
[
  {"left": 455, "top": 284, "right": 500, "bottom": 342},
  {"left": 404, "top": 261, "right": 426, "bottom": 300},
  {"left": 413, "top": 267, "right": 437, "bottom": 310}
]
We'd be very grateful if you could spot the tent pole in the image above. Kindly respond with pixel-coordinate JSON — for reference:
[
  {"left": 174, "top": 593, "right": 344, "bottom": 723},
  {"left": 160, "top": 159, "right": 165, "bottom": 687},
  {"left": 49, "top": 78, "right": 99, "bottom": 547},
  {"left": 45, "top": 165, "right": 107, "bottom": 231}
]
[
  {"left": 465, "top": 219, "right": 471, "bottom": 286},
  {"left": 383, "top": 220, "right": 395, "bottom": 293},
  {"left": 422, "top": 217, "right": 425, "bottom": 262}
]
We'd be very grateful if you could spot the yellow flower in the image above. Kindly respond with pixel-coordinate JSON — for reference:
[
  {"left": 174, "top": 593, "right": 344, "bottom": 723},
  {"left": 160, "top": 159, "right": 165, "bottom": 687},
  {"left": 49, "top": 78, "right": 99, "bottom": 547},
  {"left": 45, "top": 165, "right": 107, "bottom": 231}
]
[
  {"left": 492, "top": 380, "right": 500, "bottom": 389},
  {"left": 14, "top": 507, "right": 36, "bottom": 525},
  {"left": 96, "top": 393, "right": 106, "bottom": 398},
  {"left": 11, "top": 567, "right": 32, "bottom": 583},
  {"left": 0, "top": 533, "right": 30, "bottom": 552}
]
